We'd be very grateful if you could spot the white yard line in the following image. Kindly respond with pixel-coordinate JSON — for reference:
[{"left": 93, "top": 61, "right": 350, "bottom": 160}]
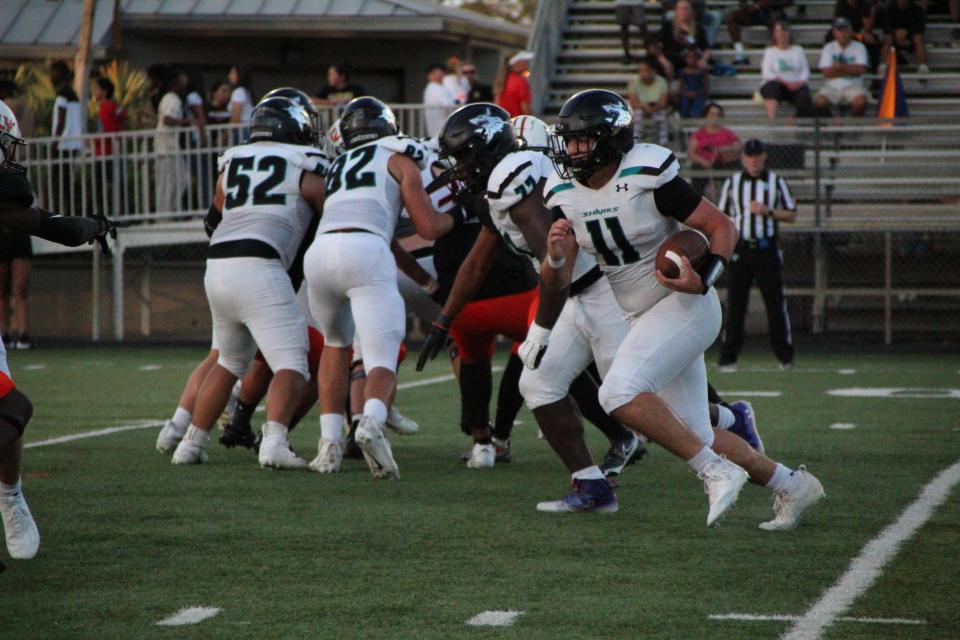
[
  {"left": 155, "top": 606, "right": 222, "bottom": 626},
  {"left": 25, "top": 420, "right": 164, "bottom": 449},
  {"left": 710, "top": 613, "right": 924, "bottom": 625},
  {"left": 466, "top": 610, "right": 524, "bottom": 627},
  {"left": 717, "top": 390, "right": 782, "bottom": 397},
  {"left": 779, "top": 458, "right": 960, "bottom": 640},
  {"left": 397, "top": 366, "right": 502, "bottom": 391},
  {"left": 829, "top": 423, "right": 857, "bottom": 430}
]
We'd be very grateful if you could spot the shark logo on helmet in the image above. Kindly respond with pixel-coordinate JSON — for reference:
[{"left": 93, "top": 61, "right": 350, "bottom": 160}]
[
  {"left": 468, "top": 114, "right": 506, "bottom": 144},
  {"left": 602, "top": 103, "right": 633, "bottom": 128}
]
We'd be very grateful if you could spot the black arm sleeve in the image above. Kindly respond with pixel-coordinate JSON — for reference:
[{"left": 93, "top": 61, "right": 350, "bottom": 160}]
[
  {"left": 204, "top": 204, "right": 222, "bottom": 238},
  {"left": 653, "top": 175, "right": 702, "bottom": 222},
  {"left": 0, "top": 202, "right": 101, "bottom": 246}
]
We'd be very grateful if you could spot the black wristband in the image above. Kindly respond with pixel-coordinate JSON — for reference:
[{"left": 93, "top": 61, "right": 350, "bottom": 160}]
[
  {"left": 435, "top": 312, "right": 454, "bottom": 330},
  {"left": 700, "top": 254, "right": 727, "bottom": 294}
]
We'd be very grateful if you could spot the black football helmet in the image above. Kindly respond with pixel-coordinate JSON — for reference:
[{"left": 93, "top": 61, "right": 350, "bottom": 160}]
[
  {"left": 249, "top": 97, "right": 315, "bottom": 146},
  {"left": 550, "top": 89, "right": 634, "bottom": 181},
  {"left": 339, "top": 97, "right": 398, "bottom": 150},
  {"left": 261, "top": 87, "right": 322, "bottom": 146},
  {"left": 438, "top": 103, "right": 517, "bottom": 193}
]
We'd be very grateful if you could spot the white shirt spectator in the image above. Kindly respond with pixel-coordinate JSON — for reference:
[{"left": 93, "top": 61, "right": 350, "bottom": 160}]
[
  {"left": 442, "top": 74, "right": 469, "bottom": 104},
  {"left": 230, "top": 86, "right": 254, "bottom": 124},
  {"left": 423, "top": 81, "right": 455, "bottom": 138},
  {"left": 762, "top": 44, "right": 809, "bottom": 84},
  {"left": 52, "top": 89, "right": 83, "bottom": 151},
  {"left": 155, "top": 91, "right": 184, "bottom": 153},
  {"left": 819, "top": 39, "right": 868, "bottom": 92}
]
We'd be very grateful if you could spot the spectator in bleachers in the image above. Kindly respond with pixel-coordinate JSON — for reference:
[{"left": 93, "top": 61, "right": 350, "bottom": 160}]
[
  {"left": 627, "top": 57, "right": 670, "bottom": 145},
  {"left": 206, "top": 82, "right": 232, "bottom": 126},
  {"left": 443, "top": 56, "right": 469, "bottom": 104},
  {"left": 615, "top": 0, "right": 650, "bottom": 63},
  {"left": 49, "top": 61, "right": 83, "bottom": 214},
  {"left": 831, "top": 0, "right": 882, "bottom": 71},
  {"left": 185, "top": 73, "right": 210, "bottom": 209},
  {"left": 315, "top": 63, "right": 366, "bottom": 105},
  {"left": 91, "top": 77, "right": 124, "bottom": 216},
  {"left": 228, "top": 65, "right": 254, "bottom": 125},
  {"left": 687, "top": 102, "right": 742, "bottom": 200},
  {"left": 462, "top": 61, "right": 493, "bottom": 103},
  {"left": 423, "top": 63, "right": 455, "bottom": 138},
  {"left": 646, "top": 35, "right": 677, "bottom": 80},
  {"left": 155, "top": 67, "right": 190, "bottom": 213},
  {"left": 760, "top": 21, "right": 815, "bottom": 119},
  {"left": 495, "top": 51, "right": 534, "bottom": 117},
  {"left": 662, "top": 0, "right": 723, "bottom": 47},
  {"left": 726, "top": 1, "right": 794, "bottom": 66},
  {"left": 147, "top": 63, "right": 167, "bottom": 114},
  {"left": 678, "top": 49, "right": 710, "bottom": 118},
  {"left": 815, "top": 18, "right": 870, "bottom": 116},
  {"left": 880, "top": 0, "right": 930, "bottom": 73},
  {"left": 660, "top": 0, "right": 712, "bottom": 72}
]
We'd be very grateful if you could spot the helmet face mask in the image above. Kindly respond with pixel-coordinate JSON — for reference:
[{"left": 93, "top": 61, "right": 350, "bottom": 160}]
[
  {"left": 550, "top": 89, "right": 635, "bottom": 182},
  {"left": 438, "top": 103, "right": 516, "bottom": 193},
  {"left": 0, "top": 129, "right": 26, "bottom": 175}
]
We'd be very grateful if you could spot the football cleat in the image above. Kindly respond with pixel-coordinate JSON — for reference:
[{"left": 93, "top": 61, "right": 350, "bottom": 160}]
[
  {"left": 385, "top": 406, "right": 419, "bottom": 435},
  {"left": 466, "top": 443, "right": 495, "bottom": 469},
  {"left": 700, "top": 458, "right": 749, "bottom": 526},
  {"left": 258, "top": 424, "right": 307, "bottom": 470},
  {"left": 344, "top": 418, "right": 363, "bottom": 459},
  {"left": 309, "top": 439, "right": 344, "bottom": 474},
  {"left": 728, "top": 401, "right": 765, "bottom": 455},
  {"left": 600, "top": 432, "right": 648, "bottom": 478},
  {"left": 759, "top": 466, "right": 825, "bottom": 531},
  {"left": 155, "top": 419, "right": 187, "bottom": 455},
  {"left": 0, "top": 489, "right": 40, "bottom": 559},
  {"left": 219, "top": 420, "right": 257, "bottom": 450},
  {"left": 171, "top": 427, "right": 209, "bottom": 465},
  {"left": 492, "top": 437, "right": 512, "bottom": 463},
  {"left": 355, "top": 416, "right": 400, "bottom": 480},
  {"left": 219, "top": 381, "right": 242, "bottom": 429},
  {"left": 536, "top": 478, "right": 618, "bottom": 513}
]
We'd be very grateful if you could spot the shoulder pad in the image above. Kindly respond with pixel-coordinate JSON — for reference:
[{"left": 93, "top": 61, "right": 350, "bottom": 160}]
[
  {"left": 0, "top": 167, "right": 35, "bottom": 207},
  {"left": 617, "top": 144, "right": 679, "bottom": 189},
  {"left": 286, "top": 145, "right": 330, "bottom": 177},
  {"left": 486, "top": 150, "right": 545, "bottom": 213},
  {"left": 377, "top": 135, "right": 426, "bottom": 169}
]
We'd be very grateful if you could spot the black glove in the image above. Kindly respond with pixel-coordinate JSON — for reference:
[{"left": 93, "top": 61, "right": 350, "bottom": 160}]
[
  {"left": 416, "top": 312, "right": 453, "bottom": 372},
  {"left": 88, "top": 214, "right": 131, "bottom": 256}
]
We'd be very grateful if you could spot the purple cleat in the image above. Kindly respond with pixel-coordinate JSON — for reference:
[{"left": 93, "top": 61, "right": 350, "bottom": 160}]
[
  {"left": 729, "top": 401, "right": 765, "bottom": 455},
  {"left": 536, "top": 478, "right": 618, "bottom": 513}
]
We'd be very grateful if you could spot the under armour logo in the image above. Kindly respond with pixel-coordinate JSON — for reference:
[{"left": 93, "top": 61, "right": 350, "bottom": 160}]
[{"left": 616, "top": 184, "right": 628, "bottom": 192}]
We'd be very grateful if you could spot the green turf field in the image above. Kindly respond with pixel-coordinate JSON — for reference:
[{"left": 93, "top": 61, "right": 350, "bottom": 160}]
[{"left": 1, "top": 347, "right": 958, "bottom": 639}]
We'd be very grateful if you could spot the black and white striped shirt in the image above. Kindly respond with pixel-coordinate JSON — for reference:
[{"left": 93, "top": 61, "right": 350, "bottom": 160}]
[{"left": 718, "top": 170, "right": 795, "bottom": 242}]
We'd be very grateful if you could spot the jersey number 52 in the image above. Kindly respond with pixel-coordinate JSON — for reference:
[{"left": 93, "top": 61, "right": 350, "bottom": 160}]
[{"left": 225, "top": 155, "right": 288, "bottom": 209}]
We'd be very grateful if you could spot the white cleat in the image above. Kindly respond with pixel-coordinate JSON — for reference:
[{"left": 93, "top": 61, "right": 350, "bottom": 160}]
[
  {"left": 700, "top": 457, "right": 749, "bottom": 527},
  {"left": 156, "top": 419, "right": 187, "bottom": 455},
  {"left": 355, "top": 416, "right": 400, "bottom": 480},
  {"left": 466, "top": 443, "right": 495, "bottom": 469},
  {"left": 385, "top": 406, "right": 419, "bottom": 435},
  {"left": 219, "top": 380, "right": 242, "bottom": 429},
  {"left": 308, "top": 438, "right": 343, "bottom": 474},
  {"left": 258, "top": 424, "right": 307, "bottom": 470},
  {"left": 171, "top": 427, "right": 209, "bottom": 465},
  {"left": 759, "top": 466, "right": 825, "bottom": 531},
  {"left": 0, "top": 489, "right": 40, "bottom": 559}
]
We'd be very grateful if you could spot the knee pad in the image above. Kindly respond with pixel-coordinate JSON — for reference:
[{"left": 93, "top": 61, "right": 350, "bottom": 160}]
[
  {"left": 0, "top": 388, "right": 33, "bottom": 438},
  {"left": 217, "top": 355, "right": 250, "bottom": 380},
  {"left": 518, "top": 368, "right": 566, "bottom": 410},
  {"left": 598, "top": 368, "right": 656, "bottom": 415}
]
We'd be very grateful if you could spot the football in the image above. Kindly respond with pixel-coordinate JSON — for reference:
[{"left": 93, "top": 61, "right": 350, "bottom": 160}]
[{"left": 655, "top": 229, "right": 709, "bottom": 279}]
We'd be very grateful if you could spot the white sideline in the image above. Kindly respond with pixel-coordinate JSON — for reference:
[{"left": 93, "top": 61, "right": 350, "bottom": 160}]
[
  {"left": 155, "top": 606, "right": 222, "bottom": 626},
  {"left": 25, "top": 420, "right": 164, "bottom": 449},
  {"left": 711, "top": 613, "right": 924, "bottom": 625},
  {"left": 780, "top": 458, "right": 960, "bottom": 640},
  {"left": 717, "top": 390, "right": 782, "bottom": 397}
]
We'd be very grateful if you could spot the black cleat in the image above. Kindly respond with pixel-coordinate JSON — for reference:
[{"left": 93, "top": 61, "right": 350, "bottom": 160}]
[
  {"left": 219, "top": 421, "right": 257, "bottom": 450},
  {"left": 344, "top": 418, "right": 363, "bottom": 459},
  {"left": 600, "top": 432, "right": 648, "bottom": 478}
]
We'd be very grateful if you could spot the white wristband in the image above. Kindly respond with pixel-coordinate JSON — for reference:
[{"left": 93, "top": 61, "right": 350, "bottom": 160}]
[
  {"left": 421, "top": 279, "right": 440, "bottom": 296},
  {"left": 526, "top": 322, "right": 552, "bottom": 343},
  {"left": 547, "top": 254, "right": 566, "bottom": 269}
]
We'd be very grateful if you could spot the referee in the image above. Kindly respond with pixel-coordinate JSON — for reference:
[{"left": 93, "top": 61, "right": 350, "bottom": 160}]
[{"left": 716, "top": 139, "right": 796, "bottom": 370}]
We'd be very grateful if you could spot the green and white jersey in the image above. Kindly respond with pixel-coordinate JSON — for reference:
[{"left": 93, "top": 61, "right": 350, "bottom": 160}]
[
  {"left": 485, "top": 149, "right": 597, "bottom": 281},
  {"left": 543, "top": 143, "right": 681, "bottom": 317},
  {"left": 317, "top": 135, "right": 427, "bottom": 244}
]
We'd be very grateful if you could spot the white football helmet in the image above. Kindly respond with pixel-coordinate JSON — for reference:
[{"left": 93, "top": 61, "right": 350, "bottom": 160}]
[
  {"left": 0, "top": 98, "right": 25, "bottom": 170},
  {"left": 511, "top": 115, "right": 550, "bottom": 153},
  {"left": 324, "top": 118, "right": 344, "bottom": 158}
]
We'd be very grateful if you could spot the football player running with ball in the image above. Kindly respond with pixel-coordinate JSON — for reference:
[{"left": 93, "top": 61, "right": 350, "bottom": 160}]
[
  {"left": 543, "top": 90, "right": 824, "bottom": 529},
  {"left": 171, "top": 96, "right": 327, "bottom": 468},
  {"left": 304, "top": 98, "right": 452, "bottom": 479}
]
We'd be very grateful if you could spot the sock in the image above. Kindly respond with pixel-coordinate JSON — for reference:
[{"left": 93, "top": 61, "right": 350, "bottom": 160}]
[
  {"left": 493, "top": 354, "right": 524, "bottom": 441},
  {"left": 571, "top": 465, "right": 605, "bottom": 481},
  {"left": 171, "top": 407, "right": 191, "bottom": 430},
  {"left": 765, "top": 463, "right": 797, "bottom": 494},
  {"left": 0, "top": 478, "right": 22, "bottom": 497},
  {"left": 320, "top": 414, "right": 345, "bottom": 442},
  {"left": 233, "top": 400, "right": 257, "bottom": 428},
  {"left": 262, "top": 421, "right": 288, "bottom": 441},
  {"left": 734, "top": 41, "right": 745, "bottom": 53},
  {"left": 687, "top": 446, "right": 721, "bottom": 474},
  {"left": 185, "top": 425, "right": 211, "bottom": 447},
  {"left": 716, "top": 405, "right": 736, "bottom": 430},
  {"left": 363, "top": 398, "right": 388, "bottom": 423}
]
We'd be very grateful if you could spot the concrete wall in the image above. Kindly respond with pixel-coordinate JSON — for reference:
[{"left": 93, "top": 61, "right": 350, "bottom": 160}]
[{"left": 122, "top": 33, "right": 504, "bottom": 104}]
